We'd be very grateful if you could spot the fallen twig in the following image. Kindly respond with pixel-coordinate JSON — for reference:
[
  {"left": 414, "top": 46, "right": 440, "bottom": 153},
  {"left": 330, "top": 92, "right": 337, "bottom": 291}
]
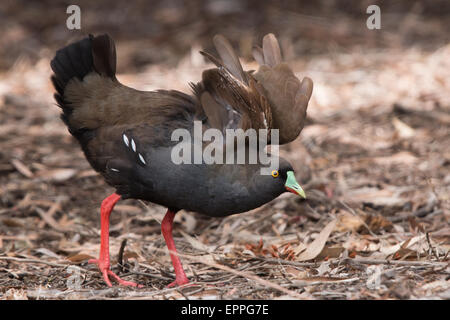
[
  {"left": 0, "top": 256, "right": 69, "bottom": 268},
  {"left": 253, "top": 257, "right": 319, "bottom": 267},
  {"left": 117, "top": 239, "right": 127, "bottom": 272},
  {"left": 284, "top": 277, "right": 360, "bottom": 288},
  {"left": 343, "top": 257, "right": 447, "bottom": 267}
]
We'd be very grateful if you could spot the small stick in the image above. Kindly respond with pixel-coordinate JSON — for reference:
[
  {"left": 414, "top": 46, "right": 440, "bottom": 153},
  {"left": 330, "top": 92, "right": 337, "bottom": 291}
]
[
  {"left": 117, "top": 239, "right": 127, "bottom": 273},
  {"left": 35, "top": 204, "right": 67, "bottom": 232},
  {"left": 0, "top": 256, "right": 68, "bottom": 268},
  {"left": 255, "top": 256, "right": 447, "bottom": 268},
  {"left": 253, "top": 257, "right": 319, "bottom": 267},
  {"left": 343, "top": 257, "right": 447, "bottom": 267}
]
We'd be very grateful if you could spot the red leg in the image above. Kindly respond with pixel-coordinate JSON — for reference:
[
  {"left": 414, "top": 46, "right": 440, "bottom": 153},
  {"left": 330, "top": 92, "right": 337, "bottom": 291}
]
[
  {"left": 88, "top": 193, "right": 142, "bottom": 288},
  {"left": 161, "top": 209, "right": 190, "bottom": 287}
]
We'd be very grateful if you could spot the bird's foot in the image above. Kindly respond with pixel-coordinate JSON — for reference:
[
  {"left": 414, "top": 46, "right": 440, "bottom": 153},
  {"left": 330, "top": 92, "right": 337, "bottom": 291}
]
[
  {"left": 166, "top": 275, "right": 190, "bottom": 288},
  {"left": 88, "top": 258, "right": 143, "bottom": 288}
]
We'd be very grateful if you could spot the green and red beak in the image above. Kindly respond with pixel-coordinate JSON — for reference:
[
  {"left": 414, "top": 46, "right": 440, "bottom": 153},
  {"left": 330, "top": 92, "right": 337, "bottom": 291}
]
[{"left": 285, "top": 171, "right": 306, "bottom": 198}]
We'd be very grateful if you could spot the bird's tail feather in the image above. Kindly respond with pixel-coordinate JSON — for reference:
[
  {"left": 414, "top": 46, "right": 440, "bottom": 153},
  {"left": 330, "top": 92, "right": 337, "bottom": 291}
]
[{"left": 50, "top": 34, "right": 117, "bottom": 138}]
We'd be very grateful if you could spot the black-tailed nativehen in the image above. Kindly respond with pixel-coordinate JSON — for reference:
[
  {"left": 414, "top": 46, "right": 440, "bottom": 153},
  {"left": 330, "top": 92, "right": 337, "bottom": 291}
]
[{"left": 50, "top": 33, "right": 313, "bottom": 288}]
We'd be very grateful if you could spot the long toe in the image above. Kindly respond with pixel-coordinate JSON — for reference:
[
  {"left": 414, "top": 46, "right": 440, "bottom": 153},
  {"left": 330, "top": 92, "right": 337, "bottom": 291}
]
[
  {"left": 167, "top": 277, "right": 190, "bottom": 288},
  {"left": 107, "top": 270, "right": 143, "bottom": 288},
  {"left": 89, "top": 259, "right": 142, "bottom": 288}
]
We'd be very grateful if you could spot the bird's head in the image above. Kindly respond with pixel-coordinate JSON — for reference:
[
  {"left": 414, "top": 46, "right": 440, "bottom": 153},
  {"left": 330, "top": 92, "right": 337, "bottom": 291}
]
[{"left": 263, "top": 158, "right": 306, "bottom": 199}]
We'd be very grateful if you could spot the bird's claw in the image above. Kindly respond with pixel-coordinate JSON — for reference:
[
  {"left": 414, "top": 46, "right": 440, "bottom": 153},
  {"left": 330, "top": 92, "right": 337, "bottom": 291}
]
[
  {"left": 166, "top": 276, "right": 190, "bottom": 288},
  {"left": 88, "top": 258, "right": 143, "bottom": 288}
]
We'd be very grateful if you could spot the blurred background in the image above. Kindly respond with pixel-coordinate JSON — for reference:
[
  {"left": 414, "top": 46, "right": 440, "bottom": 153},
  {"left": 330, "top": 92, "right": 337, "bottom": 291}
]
[
  {"left": 0, "top": 0, "right": 448, "bottom": 299},
  {"left": 1, "top": 0, "right": 450, "bottom": 69}
]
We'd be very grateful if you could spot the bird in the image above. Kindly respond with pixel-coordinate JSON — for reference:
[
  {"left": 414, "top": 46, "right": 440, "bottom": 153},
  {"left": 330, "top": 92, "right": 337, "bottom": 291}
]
[{"left": 50, "top": 33, "right": 313, "bottom": 288}]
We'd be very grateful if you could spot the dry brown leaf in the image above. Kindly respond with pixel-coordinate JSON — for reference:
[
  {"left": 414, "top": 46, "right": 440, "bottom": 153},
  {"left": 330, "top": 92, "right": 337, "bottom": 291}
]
[
  {"left": 114, "top": 204, "right": 142, "bottom": 214},
  {"left": 292, "top": 277, "right": 359, "bottom": 287},
  {"left": 76, "top": 169, "right": 97, "bottom": 178},
  {"left": 292, "top": 242, "right": 307, "bottom": 256},
  {"left": 284, "top": 266, "right": 309, "bottom": 279},
  {"left": 3, "top": 288, "right": 28, "bottom": 300},
  {"left": 180, "top": 230, "right": 215, "bottom": 253},
  {"left": 296, "top": 219, "right": 337, "bottom": 261},
  {"left": 66, "top": 253, "right": 95, "bottom": 263},
  {"left": 336, "top": 212, "right": 363, "bottom": 232},
  {"left": 343, "top": 235, "right": 381, "bottom": 252},
  {"left": 364, "top": 214, "right": 392, "bottom": 233},
  {"left": 123, "top": 251, "right": 139, "bottom": 260},
  {"left": 2, "top": 218, "right": 24, "bottom": 228},
  {"left": 35, "top": 248, "right": 60, "bottom": 259},
  {"left": 379, "top": 234, "right": 427, "bottom": 257},
  {"left": 315, "top": 245, "right": 345, "bottom": 260},
  {"left": 10, "top": 159, "right": 33, "bottom": 178},
  {"left": 392, "top": 117, "right": 415, "bottom": 139},
  {"left": 37, "top": 168, "right": 77, "bottom": 182},
  {"left": 343, "top": 187, "right": 409, "bottom": 206},
  {"left": 373, "top": 151, "right": 418, "bottom": 166},
  {"left": 392, "top": 248, "right": 424, "bottom": 260},
  {"left": 298, "top": 276, "right": 350, "bottom": 282},
  {"left": 181, "top": 213, "right": 197, "bottom": 233},
  {"left": 421, "top": 280, "right": 449, "bottom": 292}
]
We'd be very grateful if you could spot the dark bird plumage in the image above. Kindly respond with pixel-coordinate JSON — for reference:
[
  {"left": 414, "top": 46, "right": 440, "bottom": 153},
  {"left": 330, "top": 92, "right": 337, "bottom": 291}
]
[{"left": 50, "top": 33, "right": 313, "bottom": 287}]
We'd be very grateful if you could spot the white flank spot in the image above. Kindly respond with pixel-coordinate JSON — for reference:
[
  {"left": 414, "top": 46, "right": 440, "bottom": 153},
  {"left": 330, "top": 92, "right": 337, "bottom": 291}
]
[
  {"left": 111, "top": 168, "right": 119, "bottom": 172},
  {"left": 138, "top": 153, "right": 146, "bottom": 165},
  {"left": 131, "top": 139, "right": 136, "bottom": 152},
  {"left": 122, "top": 134, "right": 129, "bottom": 147}
]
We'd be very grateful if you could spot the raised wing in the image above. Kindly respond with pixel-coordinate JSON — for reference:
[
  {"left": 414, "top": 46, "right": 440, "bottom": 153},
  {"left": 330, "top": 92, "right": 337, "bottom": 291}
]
[
  {"left": 193, "top": 33, "right": 313, "bottom": 144},
  {"left": 192, "top": 35, "right": 273, "bottom": 137},
  {"left": 252, "top": 34, "right": 313, "bottom": 144}
]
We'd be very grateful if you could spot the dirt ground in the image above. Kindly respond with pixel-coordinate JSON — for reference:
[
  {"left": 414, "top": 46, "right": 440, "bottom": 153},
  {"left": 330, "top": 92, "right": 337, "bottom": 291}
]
[{"left": 0, "top": 1, "right": 449, "bottom": 300}]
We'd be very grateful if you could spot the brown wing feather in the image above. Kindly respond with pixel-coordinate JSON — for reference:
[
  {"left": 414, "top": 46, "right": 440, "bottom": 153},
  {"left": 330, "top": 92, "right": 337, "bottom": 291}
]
[
  {"left": 212, "top": 35, "right": 247, "bottom": 84},
  {"left": 195, "top": 35, "right": 272, "bottom": 136},
  {"left": 262, "top": 33, "right": 282, "bottom": 67},
  {"left": 200, "top": 91, "right": 229, "bottom": 131},
  {"left": 252, "top": 34, "right": 313, "bottom": 144},
  {"left": 252, "top": 46, "right": 265, "bottom": 66}
]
